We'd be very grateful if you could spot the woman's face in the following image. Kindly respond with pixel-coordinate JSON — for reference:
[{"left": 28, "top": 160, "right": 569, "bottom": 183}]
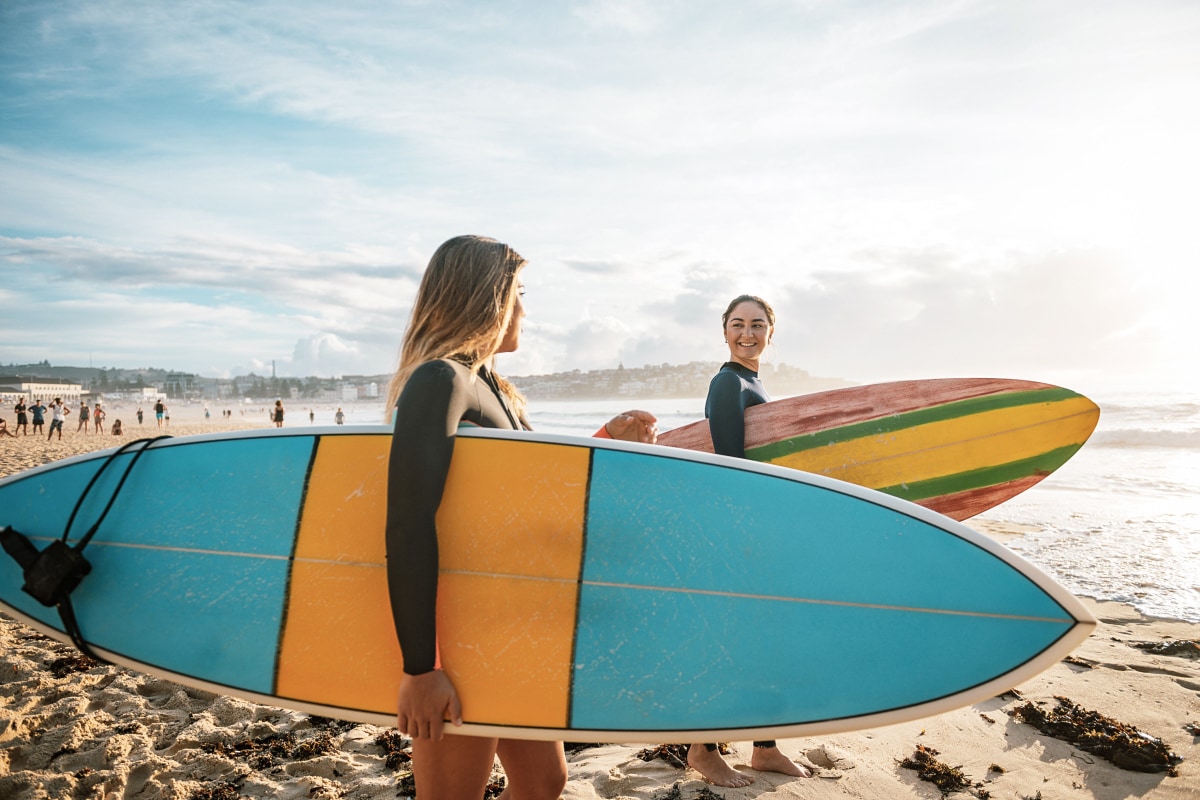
[
  {"left": 496, "top": 278, "right": 526, "bottom": 354},
  {"left": 724, "top": 300, "right": 772, "bottom": 365}
]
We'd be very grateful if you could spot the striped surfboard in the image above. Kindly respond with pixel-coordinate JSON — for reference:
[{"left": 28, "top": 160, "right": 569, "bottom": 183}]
[{"left": 658, "top": 378, "right": 1100, "bottom": 521}]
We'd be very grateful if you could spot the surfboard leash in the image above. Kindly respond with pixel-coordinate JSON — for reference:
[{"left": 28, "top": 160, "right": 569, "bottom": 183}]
[{"left": 0, "top": 435, "right": 173, "bottom": 663}]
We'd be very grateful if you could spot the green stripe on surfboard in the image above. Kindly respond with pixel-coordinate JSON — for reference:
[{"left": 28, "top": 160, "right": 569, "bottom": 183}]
[
  {"left": 746, "top": 387, "right": 1085, "bottom": 464},
  {"left": 876, "top": 443, "right": 1085, "bottom": 503}
]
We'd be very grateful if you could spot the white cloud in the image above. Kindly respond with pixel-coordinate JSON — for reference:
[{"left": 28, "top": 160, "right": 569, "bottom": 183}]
[
  {"left": 770, "top": 248, "right": 1161, "bottom": 388},
  {"left": 289, "top": 333, "right": 372, "bottom": 378},
  {"left": 2, "top": 1, "right": 1198, "bottom": 396}
]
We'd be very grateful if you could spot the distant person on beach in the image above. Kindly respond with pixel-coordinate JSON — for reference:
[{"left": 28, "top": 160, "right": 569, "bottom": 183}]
[
  {"left": 76, "top": 401, "right": 90, "bottom": 433},
  {"left": 30, "top": 400, "right": 46, "bottom": 434},
  {"left": 309, "top": 409, "right": 314, "bottom": 424},
  {"left": 335, "top": 408, "right": 344, "bottom": 425},
  {"left": 154, "top": 399, "right": 165, "bottom": 427},
  {"left": 112, "top": 419, "right": 123, "bottom": 435},
  {"left": 92, "top": 403, "right": 106, "bottom": 434},
  {"left": 48, "top": 398, "right": 70, "bottom": 441},
  {"left": 273, "top": 400, "right": 285, "bottom": 427},
  {"left": 14, "top": 398, "right": 29, "bottom": 435},
  {"left": 684, "top": 294, "right": 812, "bottom": 788},
  {"left": 137, "top": 407, "right": 144, "bottom": 425},
  {"left": 385, "top": 235, "right": 657, "bottom": 800},
  {"left": 163, "top": 405, "right": 170, "bottom": 426}
]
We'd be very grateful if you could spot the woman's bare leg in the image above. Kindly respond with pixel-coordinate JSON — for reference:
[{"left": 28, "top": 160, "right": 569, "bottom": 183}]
[
  {"left": 411, "top": 734, "right": 498, "bottom": 800},
  {"left": 495, "top": 739, "right": 567, "bottom": 799}
]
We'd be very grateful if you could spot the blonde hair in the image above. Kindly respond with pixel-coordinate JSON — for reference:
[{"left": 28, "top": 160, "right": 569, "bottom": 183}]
[{"left": 385, "top": 235, "right": 528, "bottom": 422}]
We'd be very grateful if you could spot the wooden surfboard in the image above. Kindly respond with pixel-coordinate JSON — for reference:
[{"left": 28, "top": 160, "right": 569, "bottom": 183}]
[
  {"left": 0, "top": 427, "right": 1094, "bottom": 741},
  {"left": 658, "top": 378, "right": 1100, "bottom": 521}
]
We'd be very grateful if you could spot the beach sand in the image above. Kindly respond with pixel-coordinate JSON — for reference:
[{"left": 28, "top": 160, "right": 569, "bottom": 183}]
[{"left": 1, "top": 420, "right": 1197, "bottom": 799}]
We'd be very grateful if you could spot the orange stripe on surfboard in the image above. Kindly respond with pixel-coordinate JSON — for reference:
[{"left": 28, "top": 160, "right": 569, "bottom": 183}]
[
  {"left": 277, "top": 434, "right": 400, "bottom": 714},
  {"left": 433, "top": 437, "right": 591, "bottom": 728},
  {"left": 278, "top": 435, "right": 591, "bottom": 728}
]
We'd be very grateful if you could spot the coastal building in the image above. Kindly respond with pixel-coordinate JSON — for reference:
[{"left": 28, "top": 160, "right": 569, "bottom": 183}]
[
  {"left": 163, "top": 372, "right": 199, "bottom": 399},
  {"left": 0, "top": 376, "right": 83, "bottom": 405}
]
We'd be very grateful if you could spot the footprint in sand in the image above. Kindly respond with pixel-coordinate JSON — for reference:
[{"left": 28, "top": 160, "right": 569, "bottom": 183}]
[{"left": 803, "top": 745, "right": 856, "bottom": 778}]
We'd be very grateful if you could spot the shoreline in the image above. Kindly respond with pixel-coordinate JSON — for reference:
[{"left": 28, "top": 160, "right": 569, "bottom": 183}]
[{"left": 1, "top": 423, "right": 1196, "bottom": 799}]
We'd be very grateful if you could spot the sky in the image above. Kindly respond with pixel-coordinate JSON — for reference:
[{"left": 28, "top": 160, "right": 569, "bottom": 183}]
[{"left": 2, "top": 0, "right": 1198, "bottom": 396}]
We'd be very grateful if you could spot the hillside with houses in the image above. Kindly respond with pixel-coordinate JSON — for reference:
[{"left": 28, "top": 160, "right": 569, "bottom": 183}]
[{"left": 2, "top": 360, "right": 851, "bottom": 405}]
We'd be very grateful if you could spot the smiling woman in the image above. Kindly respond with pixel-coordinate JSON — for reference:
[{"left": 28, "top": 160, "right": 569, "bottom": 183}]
[
  {"left": 685, "top": 293, "right": 816, "bottom": 788},
  {"left": 705, "top": 295, "right": 776, "bottom": 460}
]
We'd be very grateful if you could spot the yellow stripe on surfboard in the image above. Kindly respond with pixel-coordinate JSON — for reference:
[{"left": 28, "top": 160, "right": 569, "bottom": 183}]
[
  {"left": 279, "top": 435, "right": 590, "bottom": 728},
  {"left": 770, "top": 396, "right": 1098, "bottom": 490}
]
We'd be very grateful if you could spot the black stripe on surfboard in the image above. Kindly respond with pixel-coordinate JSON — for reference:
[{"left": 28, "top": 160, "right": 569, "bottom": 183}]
[
  {"left": 565, "top": 445, "right": 596, "bottom": 732},
  {"left": 271, "top": 435, "right": 322, "bottom": 695}
]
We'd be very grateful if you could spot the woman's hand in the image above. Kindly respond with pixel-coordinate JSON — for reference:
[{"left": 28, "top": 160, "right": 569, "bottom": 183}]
[
  {"left": 396, "top": 669, "right": 463, "bottom": 740},
  {"left": 605, "top": 410, "right": 658, "bottom": 443}
]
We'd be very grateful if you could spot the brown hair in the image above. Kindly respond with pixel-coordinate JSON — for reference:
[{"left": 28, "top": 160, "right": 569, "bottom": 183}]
[
  {"left": 722, "top": 294, "right": 776, "bottom": 328},
  {"left": 384, "top": 235, "right": 528, "bottom": 420}
]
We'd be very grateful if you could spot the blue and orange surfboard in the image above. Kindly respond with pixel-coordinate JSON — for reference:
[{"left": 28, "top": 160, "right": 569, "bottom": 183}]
[{"left": 0, "top": 427, "right": 1094, "bottom": 741}]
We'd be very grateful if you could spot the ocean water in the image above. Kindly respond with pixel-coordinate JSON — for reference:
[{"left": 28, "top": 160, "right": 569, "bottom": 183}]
[
  {"left": 528, "top": 392, "right": 1200, "bottom": 624},
  {"left": 977, "top": 391, "right": 1200, "bottom": 623}
]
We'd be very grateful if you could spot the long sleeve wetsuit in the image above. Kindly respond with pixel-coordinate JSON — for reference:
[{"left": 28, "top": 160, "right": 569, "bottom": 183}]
[
  {"left": 385, "top": 358, "right": 524, "bottom": 675},
  {"left": 705, "top": 362, "right": 770, "bottom": 458}
]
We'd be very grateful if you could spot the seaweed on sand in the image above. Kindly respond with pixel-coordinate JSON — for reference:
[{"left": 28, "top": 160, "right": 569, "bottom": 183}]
[
  {"left": 652, "top": 782, "right": 726, "bottom": 800},
  {"left": 637, "top": 742, "right": 732, "bottom": 769},
  {"left": 374, "top": 729, "right": 412, "bottom": 770},
  {"left": 898, "top": 744, "right": 975, "bottom": 796},
  {"left": 638, "top": 743, "right": 690, "bottom": 768},
  {"left": 48, "top": 653, "right": 100, "bottom": 678},
  {"left": 189, "top": 781, "right": 243, "bottom": 800},
  {"left": 200, "top": 730, "right": 337, "bottom": 770},
  {"left": 1130, "top": 639, "right": 1200, "bottom": 659},
  {"left": 1010, "top": 696, "right": 1183, "bottom": 775}
]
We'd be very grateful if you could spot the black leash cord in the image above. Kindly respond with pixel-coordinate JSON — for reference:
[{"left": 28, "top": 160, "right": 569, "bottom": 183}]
[{"left": 62, "top": 435, "right": 173, "bottom": 548}]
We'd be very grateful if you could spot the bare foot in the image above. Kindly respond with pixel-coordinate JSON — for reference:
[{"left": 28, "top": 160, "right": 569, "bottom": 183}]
[
  {"left": 750, "top": 745, "right": 812, "bottom": 777},
  {"left": 688, "top": 744, "right": 755, "bottom": 788}
]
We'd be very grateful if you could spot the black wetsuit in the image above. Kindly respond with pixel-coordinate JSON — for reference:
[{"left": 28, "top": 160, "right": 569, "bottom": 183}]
[
  {"left": 385, "top": 358, "right": 525, "bottom": 675},
  {"left": 705, "top": 361, "right": 775, "bottom": 750},
  {"left": 705, "top": 362, "right": 770, "bottom": 459}
]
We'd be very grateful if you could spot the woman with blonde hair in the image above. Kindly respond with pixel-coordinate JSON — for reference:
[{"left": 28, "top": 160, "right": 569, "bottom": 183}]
[{"left": 386, "top": 235, "right": 656, "bottom": 799}]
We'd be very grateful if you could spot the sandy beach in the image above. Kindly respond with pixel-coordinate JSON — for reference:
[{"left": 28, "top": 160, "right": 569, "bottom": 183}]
[{"left": 1, "top": 419, "right": 1197, "bottom": 799}]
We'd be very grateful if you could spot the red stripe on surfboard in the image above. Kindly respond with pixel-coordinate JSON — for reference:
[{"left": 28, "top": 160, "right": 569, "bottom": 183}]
[
  {"left": 659, "top": 378, "right": 1058, "bottom": 453},
  {"left": 914, "top": 474, "right": 1049, "bottom": 521}
]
